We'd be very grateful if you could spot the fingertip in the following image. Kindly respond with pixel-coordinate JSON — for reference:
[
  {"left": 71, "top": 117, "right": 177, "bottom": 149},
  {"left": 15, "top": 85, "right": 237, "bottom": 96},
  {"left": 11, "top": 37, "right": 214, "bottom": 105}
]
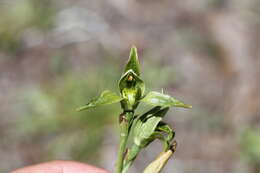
[{"left": 12, "top": 160, "right": 110, "bottom": 173}]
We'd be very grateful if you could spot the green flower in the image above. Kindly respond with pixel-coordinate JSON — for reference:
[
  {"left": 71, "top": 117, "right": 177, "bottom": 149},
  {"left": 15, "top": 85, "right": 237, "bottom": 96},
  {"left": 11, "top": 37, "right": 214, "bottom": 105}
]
[{"left": 119, "top": 46, "right": 145, "bottom": 111}]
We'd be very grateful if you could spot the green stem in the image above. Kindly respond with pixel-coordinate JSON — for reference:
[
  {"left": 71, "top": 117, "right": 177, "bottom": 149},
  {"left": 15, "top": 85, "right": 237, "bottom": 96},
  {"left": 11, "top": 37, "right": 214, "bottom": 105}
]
[
  {"left": 122, "top": 161, "right": 131, "bottom": 173},
  {"left": 116, "top": 112, "right": 133, "bottom": 173},
  {"left": 122, "top": 144, "right": 141, "bottom": 173}
]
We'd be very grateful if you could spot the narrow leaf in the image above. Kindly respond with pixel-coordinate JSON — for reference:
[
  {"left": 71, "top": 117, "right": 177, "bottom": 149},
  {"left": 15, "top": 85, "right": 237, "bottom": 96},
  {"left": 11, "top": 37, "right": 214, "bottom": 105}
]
[
  {"left": 76, "top": 90, "right": 123, "bottom": 111},
  {"left": 124, "top": 46, "right": 141, "bottom": 76},
  {"left": 141, "top": 91, "right": 192, "bottom": 109}
]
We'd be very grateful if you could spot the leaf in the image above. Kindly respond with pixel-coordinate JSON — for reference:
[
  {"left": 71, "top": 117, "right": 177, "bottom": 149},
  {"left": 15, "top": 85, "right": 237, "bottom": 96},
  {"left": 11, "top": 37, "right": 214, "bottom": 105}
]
[
  {"left": 138, "top": 106, "right": 162, "bottom": 121},
  {"left": 134, "top": 116, "right": 162, "bottom": 147},
  {"left": 76, "top": 90, "right": 123, "bottom": 111},
  {"left": 124, "top": 46, "right": 141, "bottom": 76},
  {"left": 156, "top": 122, "right": 175, "bottom": 142},
  {"left": 139, "top": 117, "right": 162, "bottom": 140},
  {"left": 141, "top": 91, "right": 192, "bottom": 109},
  {"left": 138, "top": 107, "right": 169, "bottom": 122},
  {"left": 133, "top": 107, "right": 169, "bottom": 147},
  {"left": 133, "top": 106, "right": 166, "bottom": 131},
  {"left": 156, "top": 122, "right": 175, "bottom": 150},
  {"left": 152, "top": 107, "right": 169, "bottom": 118}
]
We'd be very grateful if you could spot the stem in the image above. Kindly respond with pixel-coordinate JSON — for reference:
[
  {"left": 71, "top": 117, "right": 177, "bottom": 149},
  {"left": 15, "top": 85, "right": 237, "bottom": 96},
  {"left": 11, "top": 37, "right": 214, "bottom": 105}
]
[
  {"left": 122, "top": 162, "right": 131, "bottom": 173},
  {"left": 116, "top": 112, "right": 133, "bottom": 173},
  {"left": 116, "top": 129, "right": 128, "bottom": 173},
  {"left": 122, "top": 144, "right": 141, "bottom": 173}
]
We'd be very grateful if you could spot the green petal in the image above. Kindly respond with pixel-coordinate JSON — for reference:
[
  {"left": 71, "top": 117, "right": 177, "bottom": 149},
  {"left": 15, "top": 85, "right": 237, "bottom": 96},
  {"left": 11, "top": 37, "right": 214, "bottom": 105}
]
[
  {"left": 141, "top": 91, "right": 192, "bottom": 109},
  {"left": 76, "top": 90, "right": 123, "bottom": 111},
  {"left": 124, "top": 46, "right": 141, "bottom": 76}
]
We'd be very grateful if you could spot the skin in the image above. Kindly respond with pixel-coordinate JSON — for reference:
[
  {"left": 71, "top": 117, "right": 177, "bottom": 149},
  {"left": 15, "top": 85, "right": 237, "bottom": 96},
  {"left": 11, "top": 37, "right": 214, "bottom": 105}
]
[{"left": 12, "top": 161, "right": 110, "bottom": 173}]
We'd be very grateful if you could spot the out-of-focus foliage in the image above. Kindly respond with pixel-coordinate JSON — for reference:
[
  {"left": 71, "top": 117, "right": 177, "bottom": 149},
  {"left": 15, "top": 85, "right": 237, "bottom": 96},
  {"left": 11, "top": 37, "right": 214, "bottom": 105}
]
[
  {"left": 241, "top": 128, "right": 260, "bottom": 163},
  {"left": 240, "top": 128, "right": 260, "bottom": 173},
  {"left": 16, "top": 67, "right": 120, "bottom": 163}
]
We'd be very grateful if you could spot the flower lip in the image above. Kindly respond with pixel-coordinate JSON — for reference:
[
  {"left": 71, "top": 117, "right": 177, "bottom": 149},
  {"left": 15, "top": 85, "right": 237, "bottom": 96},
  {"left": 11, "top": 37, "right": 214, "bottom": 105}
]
[
  {"left": 119, "top": 69, "right": 142, "bottom": 92},
  {"left": 118, "top": 69, "right": 145, "bottom": 111}
]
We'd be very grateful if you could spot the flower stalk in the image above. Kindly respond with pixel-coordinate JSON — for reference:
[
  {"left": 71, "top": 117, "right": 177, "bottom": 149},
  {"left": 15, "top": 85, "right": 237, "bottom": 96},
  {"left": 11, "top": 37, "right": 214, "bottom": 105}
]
[{"left": 116, "top": 112, "right": 133, "bottom": 173}]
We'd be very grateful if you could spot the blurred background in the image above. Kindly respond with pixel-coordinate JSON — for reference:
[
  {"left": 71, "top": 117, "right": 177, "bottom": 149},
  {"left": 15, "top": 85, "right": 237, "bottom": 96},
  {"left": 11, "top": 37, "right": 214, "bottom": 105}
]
[{"left": 0, "top": 0, "right": 260, "bottom": 173}]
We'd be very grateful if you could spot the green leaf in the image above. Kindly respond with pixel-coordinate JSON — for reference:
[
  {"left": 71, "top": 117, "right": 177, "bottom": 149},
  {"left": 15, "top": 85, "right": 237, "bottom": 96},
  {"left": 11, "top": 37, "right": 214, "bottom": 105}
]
[
  {"left": 124, "top": 46, "right": 141, "bottom": 76},
  {"left": 76, "top": 90, "right": 123, "bottom": 111},
  {"left": 152, "top": 107, "right": 169, "bottom": 118},
  {"left": 157, "top": 122, "right": 175, "bottom": 142},
  {"left": 138, "top": 106, "right": 162, "bottom": 120},
  {"left": 156, "top": 122, "right": 175, "bottom": 150},
  {"left": 133, "top": 107, "right": 169, "bottom": 147},
  {"left": 141, "top": 91, "right": 192, "bottom": 109},
  {"left": 139, "top": 117, "right": 162, "bottom": 140},
  {"left": 134, "top": 116, "right": 162, "bottom": 147}
]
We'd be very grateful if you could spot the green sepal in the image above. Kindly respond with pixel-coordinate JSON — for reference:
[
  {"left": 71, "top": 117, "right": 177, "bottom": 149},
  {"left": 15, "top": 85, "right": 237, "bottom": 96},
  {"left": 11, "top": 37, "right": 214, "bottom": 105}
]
[
  {"left": 76, "top": 90, "right": 123, "bottom": 111},
  {"left": 124, "top": 46, "right": 141, "bottom": 76},
  {"left": 141, "top": 91, "right": 192, "bottom": 109},
  {"left": 119, "top": 70, "right": 145, "bottom": 111}
]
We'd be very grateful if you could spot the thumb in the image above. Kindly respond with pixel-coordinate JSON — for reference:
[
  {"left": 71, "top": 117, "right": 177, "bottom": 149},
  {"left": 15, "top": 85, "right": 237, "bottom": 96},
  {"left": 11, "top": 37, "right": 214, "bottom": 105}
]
[{"left": 12, "top": 160, "right": 110, "bottom": 173}]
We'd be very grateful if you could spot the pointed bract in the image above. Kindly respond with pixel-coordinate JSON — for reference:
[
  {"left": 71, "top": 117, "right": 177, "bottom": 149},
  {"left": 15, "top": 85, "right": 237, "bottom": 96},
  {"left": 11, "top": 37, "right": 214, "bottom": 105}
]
[
  {"left": 142, "top": 149, "right": 173, "bottom": 173},
  {"left": 124, "top": 46, "right": 141, "bottom": 76}
]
